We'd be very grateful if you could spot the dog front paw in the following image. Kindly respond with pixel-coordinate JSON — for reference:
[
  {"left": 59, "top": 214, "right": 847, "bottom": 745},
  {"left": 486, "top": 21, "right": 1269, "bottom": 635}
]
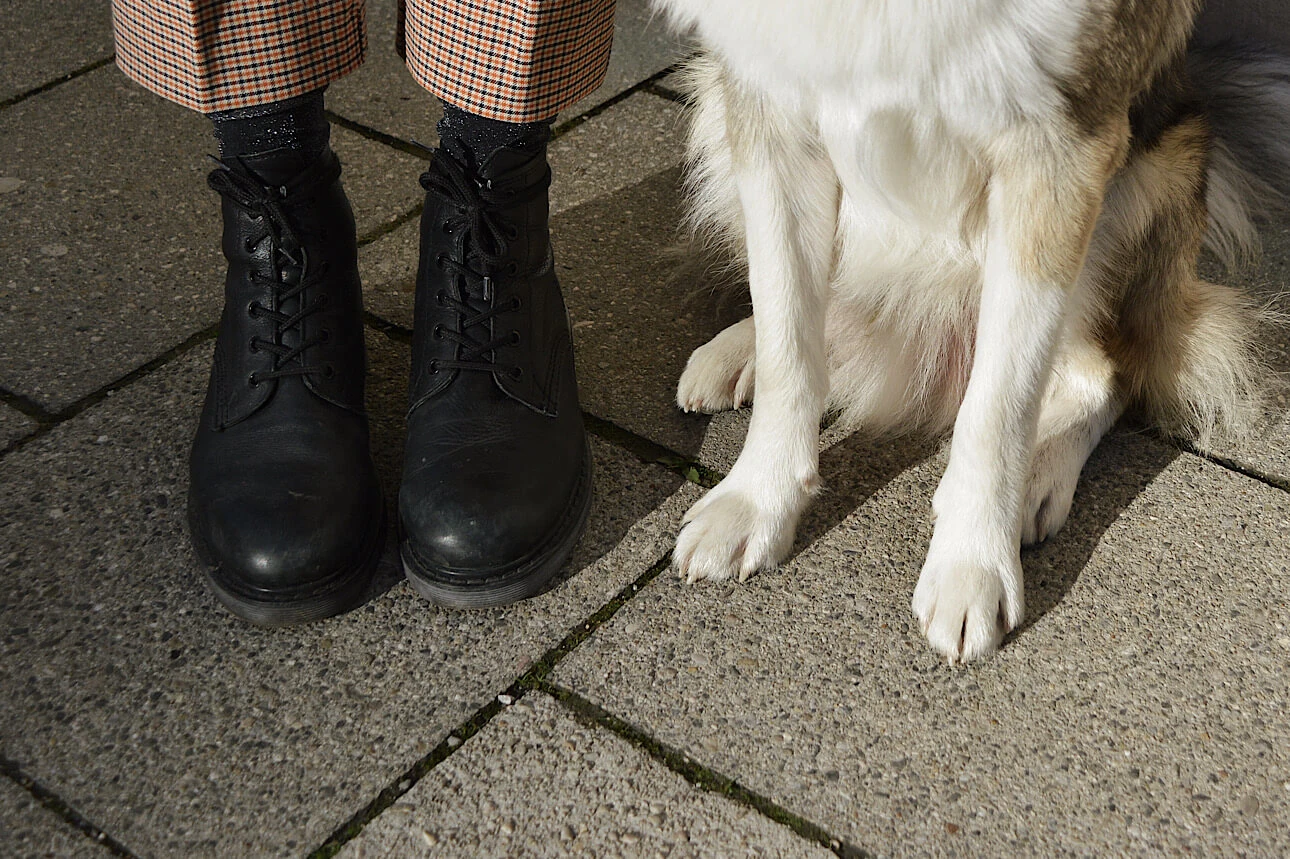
[
  {"left": 676, "top": 317, "right": 756, "bottom": 413},
  {"left": 911, "top": 543, "right": 1024, "bottom": 664},
  {"left": 673, "top": 479, "right": 800, "bottom": 584}
]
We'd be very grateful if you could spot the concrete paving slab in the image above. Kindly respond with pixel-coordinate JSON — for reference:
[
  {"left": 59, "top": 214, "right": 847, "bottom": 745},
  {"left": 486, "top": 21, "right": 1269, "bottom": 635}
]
[
  {"left": 556, "top": 431, "right": 1290, "bottom": 856},
  {"left": 0, "top": 404, "right": 36, "bottom": 451},
  {"left": 0, "top": 0, "right": 114, "bottom": 103},
  {"left": 0, "top": 334, "right": 686, "bottom": 856},
  {"left": 339, "top": 692, "right": 831, "bottom": 858},
  {"left": 0, "top": 778, "right": 109, "bottom": 859},
  {"left": 0, "top": 64, "right": 424, "bottom": 414},
  {"left": 559, "top": 0, "right": 689, "bottom": 123},
  {"left": 327, "top": 0, "right": 440, "bottom": 147}
]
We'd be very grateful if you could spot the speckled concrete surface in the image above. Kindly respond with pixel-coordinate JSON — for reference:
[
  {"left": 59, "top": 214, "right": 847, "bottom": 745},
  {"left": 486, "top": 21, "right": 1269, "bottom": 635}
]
[
  {"left": 326, "top": 0, "right": 442, "bottom": 147},
  {"left": 556, "top": 432, "right": 1290, "bottom": 856},
  {"left": 0, "top": 336, "right": 686, "bottom": 856},
  {"left": 559, "top": 166, "right": 746, "bottom": 457},
  {"left": 560, "top": 0, "right": 689, "bottom": 120},
  {"left": 0, "top": 405, "right": 36, "bottom": 451},
  {"left": 339, "top": 692, "right": 832, "bottom": 859},
  {"left": 0, "top": 777, "right": 109, "bottom": 858},
  {"left": 0, "top": 0, "right": 113, "bottom": 103}
]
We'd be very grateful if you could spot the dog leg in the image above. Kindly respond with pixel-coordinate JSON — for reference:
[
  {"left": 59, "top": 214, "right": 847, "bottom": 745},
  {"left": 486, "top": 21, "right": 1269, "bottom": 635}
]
[
  {"left": 674, "top": 91, "right": 839, "bottom": 584},
  {"left": 912, "top": 124, "right": 1127, "bottom": 662},
  {"left": 678, "top": 315, "right": 756, "bottom": 413},
  {"left": 1022, "top": 336, "right": 1123, "bottom": 545}
]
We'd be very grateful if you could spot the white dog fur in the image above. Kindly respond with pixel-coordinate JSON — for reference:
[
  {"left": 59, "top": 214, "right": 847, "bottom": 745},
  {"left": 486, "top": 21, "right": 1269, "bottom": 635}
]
[{"left": 654, "top": 0, "right": 1290, "bottom": 662}]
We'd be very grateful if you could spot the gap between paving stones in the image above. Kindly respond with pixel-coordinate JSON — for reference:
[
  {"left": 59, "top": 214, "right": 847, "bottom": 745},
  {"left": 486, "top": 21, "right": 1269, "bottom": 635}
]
[
  {"left": 0, "top": 755, "right": 134, "bottom": 858},
  {"left": 0, "top": 55, "right": 116, "bottom": 112},
  {"left": 0, "top": 323, "right": 219, "bottom": 458},
  {"left": 306, "top": 551, "right": 861, "bottom": 859},
  {"left": 308, "top": 554, "right": 672, "bottom": 858},
  {"left": 537, "top": 683, "right": 867, "bottom": 859},
  {"left": 1174, "top": 436, "right": 1290, "bottom": 493}
]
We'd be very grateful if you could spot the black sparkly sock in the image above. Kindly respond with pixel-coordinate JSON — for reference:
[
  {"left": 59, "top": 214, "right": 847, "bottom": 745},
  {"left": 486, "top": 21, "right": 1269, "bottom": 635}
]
[
  {"left": 208, "top": 89, "right": 330, "bottom": 183},
  {"left": 436, "top": 101, "right": 553, "bottom": 165}
]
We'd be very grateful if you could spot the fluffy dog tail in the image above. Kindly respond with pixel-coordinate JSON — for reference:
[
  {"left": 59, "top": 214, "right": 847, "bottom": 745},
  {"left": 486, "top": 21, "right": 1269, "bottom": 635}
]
[
  {"left": 1103, "top": 40, "right": 1290, "bottom": 444},
  {"left": 1190, "top": 43, "right": 1290, "bottom": 267}
]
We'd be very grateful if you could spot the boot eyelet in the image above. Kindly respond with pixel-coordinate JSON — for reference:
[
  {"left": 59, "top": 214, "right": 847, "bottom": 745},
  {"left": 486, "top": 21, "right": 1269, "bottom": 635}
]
[
  {"left": 244, "top": 238, "right": 258, "bottom": 253},
  {"left": 506, "top": 226, "right": 519, "bottom": 239},
  {"left": 441, "top": 222, "right": 454, "bottom": 235},
  {"left": 248, "top": 301, "right": 262, "bottom": 318},
  {"left": 510, "top": 331, "right": 521, "bottom": 345},
  {"left": 319, "top": 328, "right": 331, "bottom": 343},
  {"left": 506, "top": 262, "right": 519, "bottom": 276},
  {"left": 429, "top": 361, "right": 440, "bottom": 375},
  {"left": 435, "top": 291, "right": 446, "bottom": 306},
  {"left": 509, "top": 367, "right": 523, "bottom": 381},
  {"left": 432, "top": 324, "right": 443, "bottom": 340},
  {"left": 248, "top": 374, "right": 261, "bottom": 388},
  {"left": 322, "top": 364, "right": 336, "bottom": 379},
  {"left": 511, "top": 296, "right": 522, "bottom": 310},
  {"left": 435, "top": 253, "right": 447, "bottom": 270},
  {"left": 249, "top": 338, "right": 260, "bottom": 353}
]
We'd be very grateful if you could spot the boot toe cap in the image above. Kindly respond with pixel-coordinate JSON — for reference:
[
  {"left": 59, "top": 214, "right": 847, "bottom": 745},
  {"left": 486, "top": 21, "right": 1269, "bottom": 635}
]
[{"left": 191, "top": 480, "right": 379, "bottom": 594}]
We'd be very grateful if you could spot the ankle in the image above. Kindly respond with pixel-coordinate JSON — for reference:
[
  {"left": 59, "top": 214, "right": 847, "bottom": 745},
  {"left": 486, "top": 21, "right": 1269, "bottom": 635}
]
[
  {"left": 435, "top": 101, "right": 553, "bottom": 164},
  {"left": 209, "top": 89, "right": 331, "bottom": 185}
]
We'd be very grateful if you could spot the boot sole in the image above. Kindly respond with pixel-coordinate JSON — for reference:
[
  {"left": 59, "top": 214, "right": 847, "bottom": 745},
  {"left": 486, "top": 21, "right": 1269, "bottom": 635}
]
[
  {"left": 191, "top": 502, "right": 386, "bottom": 627},
  {"left": 401, "top": 445, "right": 594, "bottom": 609}
]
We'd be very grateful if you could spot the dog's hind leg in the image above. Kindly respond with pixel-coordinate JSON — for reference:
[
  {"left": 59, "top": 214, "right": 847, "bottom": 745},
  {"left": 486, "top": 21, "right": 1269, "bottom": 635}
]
[
  {"left": 1022, "top": 333, "right": 1123, "bottom": 545},
  {"left": 912, "top": 122, "right": 1130, "bottom": 663},
  {"left": 673, "top": 74, "right": 840, "bottom": 584}
]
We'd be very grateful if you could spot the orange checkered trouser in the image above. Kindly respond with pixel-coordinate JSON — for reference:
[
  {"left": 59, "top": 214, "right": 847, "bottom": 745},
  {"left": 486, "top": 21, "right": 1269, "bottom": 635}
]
[{"left": 110, "top": 0, "right": 617, "bottom": 122}]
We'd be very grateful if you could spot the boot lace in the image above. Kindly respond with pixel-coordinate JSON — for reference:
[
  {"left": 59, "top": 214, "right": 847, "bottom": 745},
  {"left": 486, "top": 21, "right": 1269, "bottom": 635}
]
[
  {"left": 420, "top": 142, "right": 550, "bottom": 378},
  {"left": 208, "top": 158, "right": 330, "bottom": 386}
]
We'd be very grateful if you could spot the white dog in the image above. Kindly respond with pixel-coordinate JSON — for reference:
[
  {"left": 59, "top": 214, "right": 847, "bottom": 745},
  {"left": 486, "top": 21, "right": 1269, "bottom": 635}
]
[{"left": 656, "top": 0, "right": 1290, "bottom": 662}]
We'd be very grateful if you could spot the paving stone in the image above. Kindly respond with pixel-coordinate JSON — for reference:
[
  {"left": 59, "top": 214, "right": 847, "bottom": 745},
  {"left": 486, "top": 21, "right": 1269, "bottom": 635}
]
[
  {"left": 327, "top": 0, "right": 440, "bottom": 147},
  {"left": 556, "top": 431, "right": 1290, "bottom": 856},
  {"left": 362, "top": 160, "right": 745, "bottom": 461},
  {"left": 0, "top": 333, "right": 685, "bottom": 857},
  {"left": 0, "top": 778, "right": 110, "bottom": 859},
  {"left": 0, "top": 404, "right": 36, "bottom": 451},
  {"left": 339, "top": 692, "right": 831, "bottom": 858},
  {"left": 559, "top": 0, "right": 690, "bottom": 122},
  {"left": 0, "top": 0, "right": 114, "bottom": 103},
  {"left": 0, "top": 64, "right": 424, "bottom": 414}
]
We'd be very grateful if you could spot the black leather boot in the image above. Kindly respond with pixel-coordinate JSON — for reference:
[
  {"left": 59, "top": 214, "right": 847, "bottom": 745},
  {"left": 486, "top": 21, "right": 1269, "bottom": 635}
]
[
  {"left": 189, "top": 147, "right": 384, "bottom": 625},
  {"left": 400, "top": 139, "right": 592, "bottom": 607}
]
